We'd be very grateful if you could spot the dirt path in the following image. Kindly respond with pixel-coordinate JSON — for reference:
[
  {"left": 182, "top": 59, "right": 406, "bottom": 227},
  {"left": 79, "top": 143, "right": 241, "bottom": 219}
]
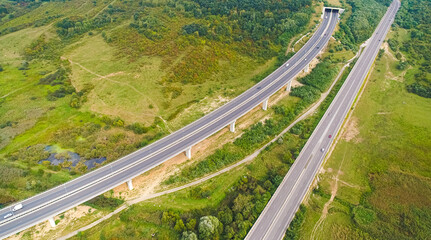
[
  {"left": 310, "top": 151, "right": 346, "bottom": 240},
  {"left": 92, "top": 0, "right": 117, "bottom": 19},
  {"left": 0, "top": 87, "right": 25, "bottom": 99},
  {"left": 57, "top": 205, "right": 126, "bottom": 240},
  {"left": 310, "top": 149, "right": 363, "bottom": 240},
  {"left": 285, "top": 37, "right": 297, "bottom": 55},
  {"left": 285, "top": 38, "right": 295, "bottom": 55}
]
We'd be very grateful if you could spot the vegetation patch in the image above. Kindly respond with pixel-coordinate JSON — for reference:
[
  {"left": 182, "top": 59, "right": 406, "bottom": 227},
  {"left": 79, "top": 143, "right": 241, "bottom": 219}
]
[
  {"left": 393, "top": 0, "right": 431, "bottom": 98},
  {"left": 84, "top": 195, "right": 124, "bottom": 211},
  {"left": 284, "top": 205, "right": 307, "bottom": 240},
  {"left": 334, "top": 0, "right": 388, "bottom": 51},
  {"left": 352, "top": 206, "right": 376, "bottom": 226}
]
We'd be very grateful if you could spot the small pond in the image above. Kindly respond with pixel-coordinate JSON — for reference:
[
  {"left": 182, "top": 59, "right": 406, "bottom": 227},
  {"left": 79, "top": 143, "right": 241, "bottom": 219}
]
[{"left": 38, "top": 145, "right": 106, "bottom": 170}]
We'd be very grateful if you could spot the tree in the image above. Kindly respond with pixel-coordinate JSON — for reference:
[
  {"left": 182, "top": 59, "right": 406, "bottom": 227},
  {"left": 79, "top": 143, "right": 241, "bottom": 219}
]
[
  {"left": 70, "top": 93, "right": 81, "bottom": 108},
  {"left": 263, "top": 180, "right": 273, "bottom": 191},
  {"left": 161, "top": 211, "right": 180, "bottom": 227},
  {"left": 181, "top": 231, "right": 198, "bottom": 240},
  {"left": 378, "top": 49, "right": 385, "bottom": 60},
  {"left": 218, "top": 208, "right": 233, "bottom": 225},
  {"left": 198, "top": 216, "right": 222, "bottom": 239},
  {"left": 224, "top": 226, "right": 235, "bottom": 239},
  {"left": 175, "top": 219, "right": 186, "bottom": 232},
  {"left": 233, "top": 194, "right": 252, "bottom": 213},
  {"left": 237, "top": 220, "right": 252, "bottom": 238},
  {"left": 397, "top": 61, "right": 409, "bottom": 70},
  {"left": 186, "top": 218, "right": 197, "bottom": 231}
]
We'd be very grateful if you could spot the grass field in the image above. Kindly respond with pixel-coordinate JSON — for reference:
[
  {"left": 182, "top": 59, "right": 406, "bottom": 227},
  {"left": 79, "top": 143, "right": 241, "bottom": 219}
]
[
  {"left": 62, "top": 32, "right": 277, "bottom": 126},
  {"left": 297, "top": 34, "right": 431, "bottom": 239},
  {"left": 0, "top": 25, "right": 52, "bottom": 65},
  {"left": 64, "top": 34, "right": 165, "bottom": 125}
]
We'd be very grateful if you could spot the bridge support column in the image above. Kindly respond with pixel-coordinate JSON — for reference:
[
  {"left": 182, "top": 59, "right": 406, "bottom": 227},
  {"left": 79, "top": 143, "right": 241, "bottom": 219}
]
[
  {"left": 48, "top": 217, "right": 56, "bottom": 228},
  {"left": 229, "top": 120, "right": 236, "bottom": 133},
  {"left": 285, "top": 81, "right": 292, "bottom": 92},
  {"left": 127, "top": 179, "right": 133, "bottom": 190},
  {"left": 185, "top": 147, "right": 192, "bottom": 159},
  {"left": 304, "top": 63, "right": 310, "bottom": 73},
  {"left": 262, "top": 98, "right": 269, "bottom": 111}
]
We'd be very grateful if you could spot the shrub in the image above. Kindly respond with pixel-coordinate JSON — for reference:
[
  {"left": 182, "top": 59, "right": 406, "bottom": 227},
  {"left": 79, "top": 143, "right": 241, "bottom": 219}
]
[
  {"left": 397, "top": 61, "right": 409, "bottom": 70},
  {"left": 46, "top": 85, "right": 75, "bottom": 101},
  {"left": 407, "top": 82, "right": 431, "bottom": 98},
  {"left": 18, "top": 61, "right": 29, "bottom": 70},
  {"left": 298, "top": 61, "right": 338, "bottom": 92},
  {"left": 284, "top": 204, "right": 306, "bottom": 240},
  {"left": 290, "top": 85, "right": 320, "bottom": 104},
  {"left": 198, "top": 216, "right": 222, "bottom": 239},
  {"left": 181, "top": 231, "right": 198, "bottom": 240},
  {"left": 39, "top": 68, "right": 68, "bottom": 86},
  {"left": 84, "top": 195, "right": 124, "bottom": 210},
  {"left": 353, "top": 206, "right": 377, "bottom": 225},
  {"left": 126, "top": 123, "right": 149, "bottom": 134},
  {"left": 112, "top": 118, "right": 125, "bottom": 127},
  {"left": 0, "top": 121, "right": 12, "bottom": 129}
]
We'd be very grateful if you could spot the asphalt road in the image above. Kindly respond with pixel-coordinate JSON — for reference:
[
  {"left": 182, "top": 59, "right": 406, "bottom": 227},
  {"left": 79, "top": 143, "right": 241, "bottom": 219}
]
[
  {"left": 0, "top": 9, "right": 338, "bottom": 239},
  {"left": 245, "top": 1, "right": 400, "bottom": 240}
]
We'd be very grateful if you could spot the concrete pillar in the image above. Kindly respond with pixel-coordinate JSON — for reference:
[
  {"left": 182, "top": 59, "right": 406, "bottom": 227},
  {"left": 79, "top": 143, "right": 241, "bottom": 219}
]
[
  {"left": 127, "top": 179, "right": 133, "bottom": 190},
  {"left": 262, "top": 98, "right": 269, "bottom": 111},
  {"left": 304, "top": 63, "right": 310, "bottom": 73},
  {"left": 229, "top": 121, "right": 236, "bottom": 133},
  {"left": 48, "top": 217, "right": 56, "bottom": 228},
  {"left": 185, "top": 147, "right": 192, "bottom": 159},
  {"left": 286, "top": 81, "right": 292, "bottom": 92}
]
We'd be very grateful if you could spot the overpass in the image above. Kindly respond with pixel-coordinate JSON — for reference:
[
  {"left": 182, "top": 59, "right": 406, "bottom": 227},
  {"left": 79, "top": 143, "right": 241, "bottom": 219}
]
[
  {"left": 246, "top": 1, "right": 400, "bottom": 239},
  {"left": 0, "top": 8, "right": 340, "bottom": 239}
]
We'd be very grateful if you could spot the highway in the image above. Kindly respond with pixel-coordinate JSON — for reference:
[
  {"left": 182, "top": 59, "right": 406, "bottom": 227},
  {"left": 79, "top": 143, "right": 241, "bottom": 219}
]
[
  {"left": 0, "top": 9, "right": 339, "bottom": 239},
  {"left": 245, "top": 1, "right": 400, "bottom": 239}
]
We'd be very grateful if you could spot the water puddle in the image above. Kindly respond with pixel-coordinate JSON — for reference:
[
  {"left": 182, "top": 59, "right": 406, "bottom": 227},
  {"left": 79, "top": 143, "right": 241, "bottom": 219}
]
[{"left": 38, "top": 145, "right": 106, "bottom": 170}]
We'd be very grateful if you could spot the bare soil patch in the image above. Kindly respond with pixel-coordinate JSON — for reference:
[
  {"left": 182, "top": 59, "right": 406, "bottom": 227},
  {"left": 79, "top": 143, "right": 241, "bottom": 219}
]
[
  {"left": 7, "top": 206, "right": 100, "bottom": 240},
  {"left": 341, "top": 116, "right": 360, "bottom": 142}
]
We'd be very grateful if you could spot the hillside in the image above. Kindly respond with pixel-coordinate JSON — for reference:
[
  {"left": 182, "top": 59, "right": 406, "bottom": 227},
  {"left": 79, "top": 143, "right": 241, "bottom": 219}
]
[{"left": 0, "top": 0, "right": 315, "bottom": 207}]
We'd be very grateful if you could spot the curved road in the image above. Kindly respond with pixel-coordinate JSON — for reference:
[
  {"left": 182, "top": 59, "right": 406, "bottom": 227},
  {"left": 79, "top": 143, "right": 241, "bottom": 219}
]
[
  {"left": 0, "top": 9, "right": 339, "bottom": 239},
  {"left": 246, "top": 1, "right": 400, "bottom": 239}
]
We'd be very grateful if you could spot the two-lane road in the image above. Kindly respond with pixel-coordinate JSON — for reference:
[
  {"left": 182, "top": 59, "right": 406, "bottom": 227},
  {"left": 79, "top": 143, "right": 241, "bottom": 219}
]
[
  {"left": 0, "top": 9, "right": 339, "bottom": 239},
  {"left": 246, "top": 1, "right": 400, "bottom": 239}
]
